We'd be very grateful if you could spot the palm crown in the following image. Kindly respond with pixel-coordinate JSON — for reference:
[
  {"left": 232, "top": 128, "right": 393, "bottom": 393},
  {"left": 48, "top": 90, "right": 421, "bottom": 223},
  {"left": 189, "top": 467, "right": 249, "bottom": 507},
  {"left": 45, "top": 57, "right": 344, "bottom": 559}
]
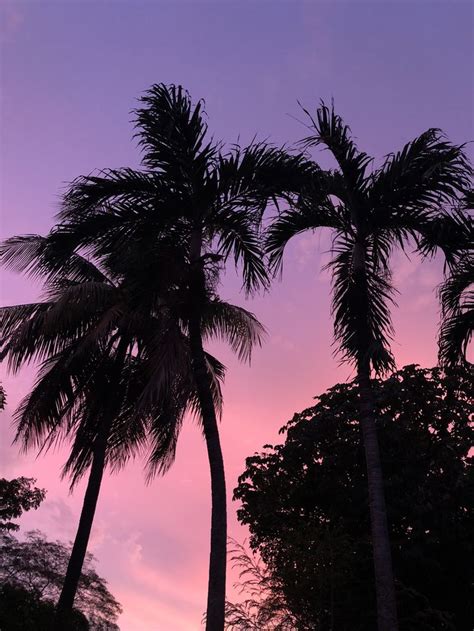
[
  {"left": 0, "top": 234, "right": 229, "bottom": 482},
  {"left": 51, "top": 84, "right": 309, "bottom": 294},
  {"left": 267, "top": 102, "right": 472, "bottom": 373}
]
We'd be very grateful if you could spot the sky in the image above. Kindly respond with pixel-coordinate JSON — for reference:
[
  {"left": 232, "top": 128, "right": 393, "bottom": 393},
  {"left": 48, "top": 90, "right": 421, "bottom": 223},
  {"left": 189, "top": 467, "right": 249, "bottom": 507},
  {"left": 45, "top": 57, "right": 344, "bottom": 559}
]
[{"left": 0, "top": 0, "right": 472, "bottom": 629}]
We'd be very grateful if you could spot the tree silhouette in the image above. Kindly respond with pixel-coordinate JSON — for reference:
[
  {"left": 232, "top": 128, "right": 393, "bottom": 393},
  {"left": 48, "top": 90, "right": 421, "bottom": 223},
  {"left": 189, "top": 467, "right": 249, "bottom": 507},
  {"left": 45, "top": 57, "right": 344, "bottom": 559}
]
[
  {"left": 47, "top": 83, "right": 307, "bottom": 629},
  {"left": 0, "top": 477, "right": 46, "bottom": 532},
  {"left": 266, "top": 103, "right": 472, "bottom": 630},
  {"left": 1, "top": 530, "right": 121, "bottom": 630},
  {"left": 0, "top": 236, "right": 226, "bottom": 628},
  {"left": 234, "top": 365, "right": 473, "bottom": 630}
]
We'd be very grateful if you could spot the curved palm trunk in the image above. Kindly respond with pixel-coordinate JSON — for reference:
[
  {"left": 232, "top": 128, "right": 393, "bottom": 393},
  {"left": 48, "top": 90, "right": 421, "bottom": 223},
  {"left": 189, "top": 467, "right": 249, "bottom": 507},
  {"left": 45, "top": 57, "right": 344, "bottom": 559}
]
[
  {"left": 357, "top": 359, "right": 398, "bottom": 631},
  {"left": 54, "top": 341, "right": 127, "bottom": 630},
  {"left": 188, "top": 226, "right": 227, "bottom": 629},
  {"left": 189, "top": 314, "right": 227, "bottom": 631},
  {"left": 53, "top": 421, "right": 110, "bottom": 630}
]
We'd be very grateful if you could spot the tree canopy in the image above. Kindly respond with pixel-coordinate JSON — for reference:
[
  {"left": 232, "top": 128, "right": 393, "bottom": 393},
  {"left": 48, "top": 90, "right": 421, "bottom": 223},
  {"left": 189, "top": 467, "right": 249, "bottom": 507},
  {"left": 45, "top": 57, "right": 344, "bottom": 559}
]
[
  {"left": 0, "top": 477, "right": 46, "bottom": 532},
  {"left": 0, "top": 530, "right": 122, "bottom": 630},
  {"left": 234, "top": 365, "right": 473, "bottom": 630}
]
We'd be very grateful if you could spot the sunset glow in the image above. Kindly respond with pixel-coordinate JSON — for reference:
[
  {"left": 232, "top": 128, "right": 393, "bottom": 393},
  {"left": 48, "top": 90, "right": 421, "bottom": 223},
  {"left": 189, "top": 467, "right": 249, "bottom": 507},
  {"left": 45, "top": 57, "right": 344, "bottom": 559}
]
[{"left": 1, "top": 2, "right": 472, "bottom": 629}]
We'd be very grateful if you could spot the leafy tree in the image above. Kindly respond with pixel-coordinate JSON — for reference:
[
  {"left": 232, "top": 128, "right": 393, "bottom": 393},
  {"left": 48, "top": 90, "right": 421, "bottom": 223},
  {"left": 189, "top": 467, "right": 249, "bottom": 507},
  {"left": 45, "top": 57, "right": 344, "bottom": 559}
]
[
  {"left": 0, "top": 236, "right": 226, "bottom": 628},
  {"left": 0, "top": 383, "right": 5, "bottom": 410},
  {"left": 45, "top": 83, "right": 307, "bottom": 629},
  {"left": 234, "top": 365, "right": 473, "bottom": 630},
  {"left": 266, "top": 103, "right": 472, "bottom": 629},
  {"left": 0, "top": 530, "right": 121, "bottom": 630},
  {"left": 0, "top": 477, "right": 46, "bottom": 532}
]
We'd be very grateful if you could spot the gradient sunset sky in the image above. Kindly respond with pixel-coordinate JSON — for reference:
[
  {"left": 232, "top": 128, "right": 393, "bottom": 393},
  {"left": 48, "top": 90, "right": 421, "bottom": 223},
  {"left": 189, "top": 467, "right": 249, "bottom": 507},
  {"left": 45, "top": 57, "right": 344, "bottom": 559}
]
[{"left": 0, "top": 1, "right": 472, "bottom": 629}]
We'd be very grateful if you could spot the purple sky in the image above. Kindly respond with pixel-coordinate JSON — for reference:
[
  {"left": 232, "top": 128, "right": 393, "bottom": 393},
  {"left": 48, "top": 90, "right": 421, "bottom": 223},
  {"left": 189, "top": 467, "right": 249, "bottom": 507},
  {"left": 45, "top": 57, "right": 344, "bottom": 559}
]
[{"left": 1, "top": 1, "right": 472, "bottom": 629}]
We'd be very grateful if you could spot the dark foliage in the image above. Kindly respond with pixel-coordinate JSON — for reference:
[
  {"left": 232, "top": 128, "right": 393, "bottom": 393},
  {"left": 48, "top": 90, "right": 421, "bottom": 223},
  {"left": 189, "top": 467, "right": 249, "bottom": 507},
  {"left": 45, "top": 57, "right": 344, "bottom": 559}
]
[
  {"left": 0, "top": 583, "right": 89, "bottom": 631},
  {"left": 0, "top": 531, "right": 121, "bottom": 630},
  {"left": 0, "top": 477, "right": 46, "bottom": 532},
  {"left": 234, "top": 365, "right": 473, "bottom": 630}
]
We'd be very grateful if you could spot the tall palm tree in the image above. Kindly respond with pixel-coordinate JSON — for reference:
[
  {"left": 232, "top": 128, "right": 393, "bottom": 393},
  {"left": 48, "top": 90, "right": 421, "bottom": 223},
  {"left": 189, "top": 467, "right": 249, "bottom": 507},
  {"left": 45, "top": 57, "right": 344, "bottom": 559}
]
[
  {"left": 45, "top": 83, "right": 308, "bottom": 629},
  {"left": 0, "top": 234, "right": 229, "bottom": 628},
  {"left": 266, "top": 103, "right": 472, "bottom": 630}
]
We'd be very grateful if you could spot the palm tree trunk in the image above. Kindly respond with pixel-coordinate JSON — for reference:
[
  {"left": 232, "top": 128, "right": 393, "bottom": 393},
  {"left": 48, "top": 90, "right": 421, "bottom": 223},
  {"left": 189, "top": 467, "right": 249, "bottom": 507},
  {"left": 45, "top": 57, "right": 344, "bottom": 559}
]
[
  {"left": 357, "top": 359, "right": 398, "bottom": 631},
  {"left": 54, "top": 340, "right": 127, "bottom": 630},
  {"left": 53, "top": 420, "right": 110, "bottom": 630},
  {"left": 189, "top": 314, "right": 227, "bottom": 631}
]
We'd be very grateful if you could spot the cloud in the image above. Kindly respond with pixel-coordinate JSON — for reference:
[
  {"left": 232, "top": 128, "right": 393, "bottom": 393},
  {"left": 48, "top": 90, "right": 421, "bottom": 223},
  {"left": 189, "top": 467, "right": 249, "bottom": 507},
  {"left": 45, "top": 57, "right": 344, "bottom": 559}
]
[{"left": 105, "top": 530, "right": 206, "bottom": 631}]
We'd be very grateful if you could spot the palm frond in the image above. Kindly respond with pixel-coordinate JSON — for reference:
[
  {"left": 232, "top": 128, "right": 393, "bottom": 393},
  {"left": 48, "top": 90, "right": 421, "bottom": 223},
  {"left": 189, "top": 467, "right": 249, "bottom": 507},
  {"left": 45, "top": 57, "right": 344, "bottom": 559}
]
[
  {"left": 13, "top": 348, "right": 102, "bottom": 452},
  {"left": 215, "top": 143, "right": 312, "bottom": 211},
  {"left": 209, "top": 145, "right": 314, "bottom": 293},
  {"left": 438, "top": 257, "right": 474, "bottom": 366},
  {"left": 60, "top": 354, "right": 150, "bottom": 486},
  {"left": 142, "top": 347, "right": 224, "bottom": 480},
  {"left": 301, "top": 101, "right": 373, "bottom": 195},
  {"left": 143, "top": 394, "right": 187, "bottom": 481},
  {"left": 0, "top": 234, "right": 110, "bottom": 285},
  {"left": 266, "top": 194, "right": 344, "bottom": 275},
  {"left": 134, "top": 83, "right": 217, "bottom": 179},
  {"left": 0, "top": 303, "right": 50, "bottom": 358},
  {"left": 1, "top": 291, "right": 121, "bottom": 374},
  {"left": 59, "top": 168, "right": 161, "bottom": 222},
  {"left": 201, "top": 300, "right": 266, "bottom": 363},
  {"left": 213, "top": 207, "right": 269, "bottom": 293},
  {"left": 368, "top": 129, "right": 471, "bottom": 229},
  {"left": 415, "top": 205, "right": 474, "bottom": 268},
  {"left": 439, "top": 308, "right": 474, "bottom": 367},
  {"left": 329, "top": 233, "right": 396, "bottom": 374}
]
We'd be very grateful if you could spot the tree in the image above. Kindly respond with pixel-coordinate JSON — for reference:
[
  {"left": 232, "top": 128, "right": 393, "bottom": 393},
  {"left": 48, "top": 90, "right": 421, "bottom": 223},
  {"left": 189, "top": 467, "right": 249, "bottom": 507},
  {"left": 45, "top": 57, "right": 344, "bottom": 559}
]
[
  {"left": 0, "top": 584, "right": 89, "bottom": 631},
  {"left": 266, "top": 103, "right": 472, "bottom": 629},
  {"left": 0, "top": 530, "right": 121, "bottom": 630},
  {"left": 234, "top": 365, "right": 473, "bottom": 630},
  {"left": 0, "top": 477, "right": 46, "bottom": 532},
  {"left": 50, "top": 83, "right": 307, "bottom": 629},
  {"left": 0, "top": 236, "right": 228, "bottom": 628}
]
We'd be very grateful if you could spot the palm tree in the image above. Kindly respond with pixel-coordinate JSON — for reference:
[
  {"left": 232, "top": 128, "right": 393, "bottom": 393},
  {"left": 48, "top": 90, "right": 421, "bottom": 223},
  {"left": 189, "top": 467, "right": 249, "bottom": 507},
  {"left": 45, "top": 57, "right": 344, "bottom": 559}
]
[
  {"left": 0, "top": 234, "right": 228, "bottom": 628},
  {"left": 45, "top": 83, "right": 308, "bottom": 629},
  {"left": 266, "top": 103, "right": 472, "bottom": 630}
]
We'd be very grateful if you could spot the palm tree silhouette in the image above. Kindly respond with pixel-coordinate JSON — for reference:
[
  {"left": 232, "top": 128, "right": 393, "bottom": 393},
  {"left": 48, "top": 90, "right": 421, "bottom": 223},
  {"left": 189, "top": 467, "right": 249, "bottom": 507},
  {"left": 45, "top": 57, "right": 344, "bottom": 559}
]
[
  {"left": 266, "top": 102, "right": 471, "bottom": 630},
  {"left": 0, "top": 234, "right": 230, "bottom": 628},
  {"left": 49, "top": 83, "right": 307, "bottom": 629}
]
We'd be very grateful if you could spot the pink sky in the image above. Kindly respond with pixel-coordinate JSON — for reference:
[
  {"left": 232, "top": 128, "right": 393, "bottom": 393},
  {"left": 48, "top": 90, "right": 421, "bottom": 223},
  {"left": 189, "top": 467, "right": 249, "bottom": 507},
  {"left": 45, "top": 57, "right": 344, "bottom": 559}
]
[{"left": 1, "top": 1, "right": 472, "bottom": 629}]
